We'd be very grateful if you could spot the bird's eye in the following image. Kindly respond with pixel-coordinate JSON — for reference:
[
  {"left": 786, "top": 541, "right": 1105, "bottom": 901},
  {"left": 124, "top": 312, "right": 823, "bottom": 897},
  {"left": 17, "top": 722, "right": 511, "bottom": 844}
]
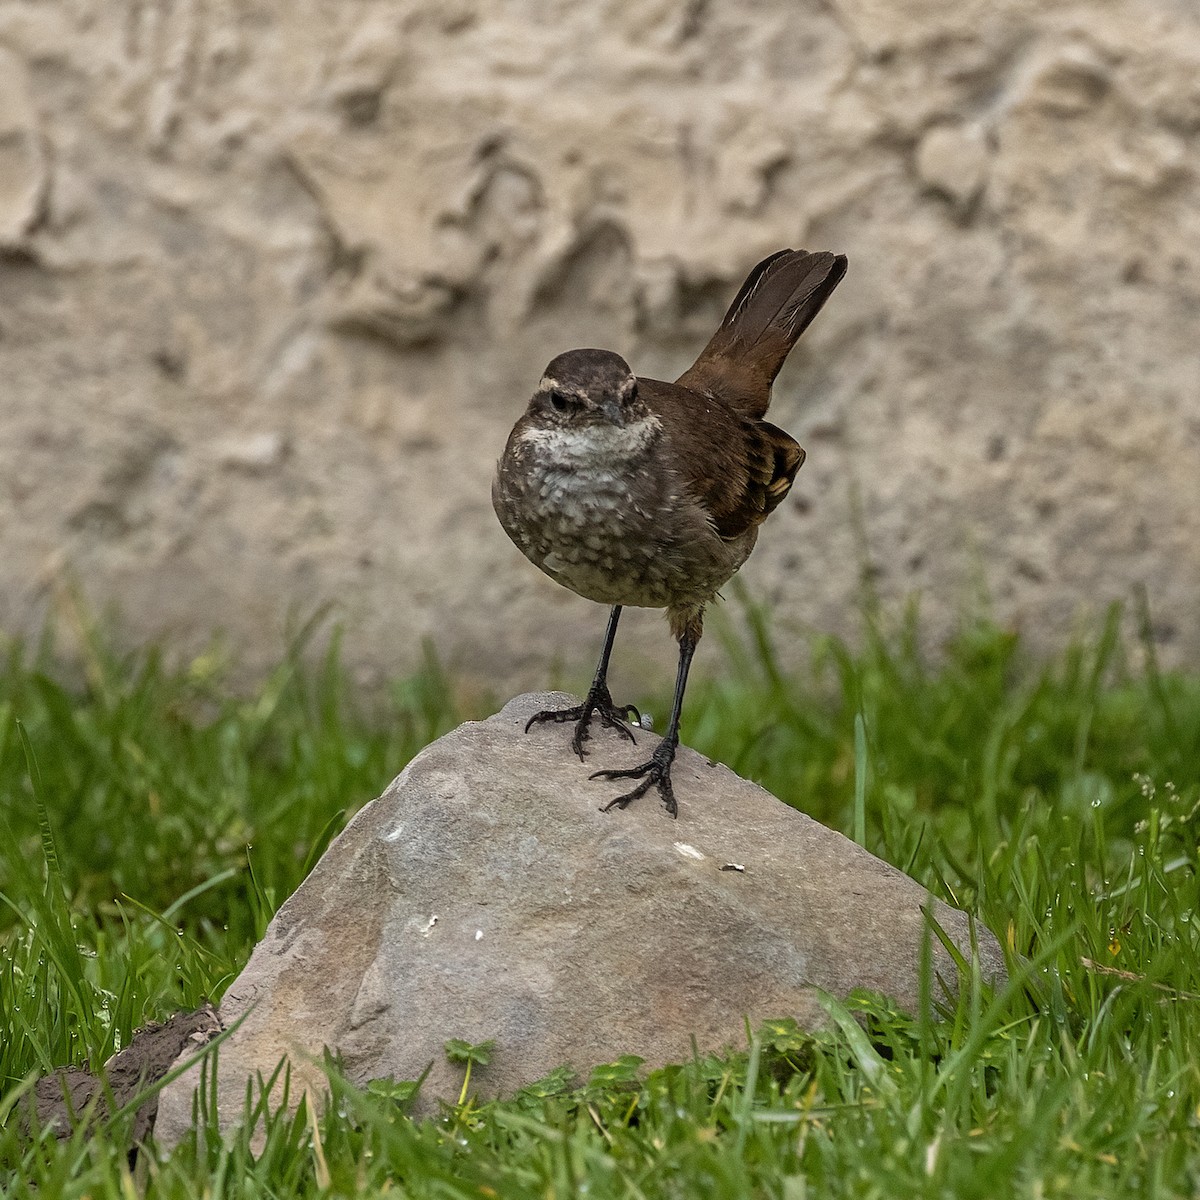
[{"left": 548, "top": 391, "right": 569, "bottom": 413}]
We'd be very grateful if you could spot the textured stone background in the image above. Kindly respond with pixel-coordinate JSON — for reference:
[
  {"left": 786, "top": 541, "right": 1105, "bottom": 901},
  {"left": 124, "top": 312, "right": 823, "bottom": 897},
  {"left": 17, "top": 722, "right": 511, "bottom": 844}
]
[{"left": 2, "top": 0, "right": 1198, "bottom": 691}]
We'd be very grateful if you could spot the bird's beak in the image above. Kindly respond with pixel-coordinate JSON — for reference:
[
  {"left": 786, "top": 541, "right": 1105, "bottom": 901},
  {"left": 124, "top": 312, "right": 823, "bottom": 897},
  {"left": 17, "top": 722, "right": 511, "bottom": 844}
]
[{"left": 601, "top": 399, "right": 626, "bottom": 428}]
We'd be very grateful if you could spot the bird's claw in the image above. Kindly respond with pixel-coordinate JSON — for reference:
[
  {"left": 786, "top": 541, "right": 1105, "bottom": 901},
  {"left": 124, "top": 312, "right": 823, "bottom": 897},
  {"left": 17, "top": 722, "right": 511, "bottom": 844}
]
[
  {"left": 592, "top": 741, "right": 679, "bottom": 818},
  {"left": 524, "top": 688, "right": 639, "bottom": 761}
]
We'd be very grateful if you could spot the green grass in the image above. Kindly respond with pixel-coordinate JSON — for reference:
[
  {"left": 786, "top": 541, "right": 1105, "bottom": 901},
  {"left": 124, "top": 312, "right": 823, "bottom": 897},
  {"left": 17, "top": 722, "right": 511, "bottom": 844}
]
[{"left": 2, "top": 597, "right": 1199, "bottom": 1198}]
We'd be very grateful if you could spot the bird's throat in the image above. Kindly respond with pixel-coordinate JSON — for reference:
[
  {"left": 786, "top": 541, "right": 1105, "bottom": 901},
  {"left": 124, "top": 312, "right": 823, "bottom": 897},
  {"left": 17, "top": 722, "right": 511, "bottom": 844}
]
[{"left": 517, "top": 414, "right": 661, "bottom": 467}]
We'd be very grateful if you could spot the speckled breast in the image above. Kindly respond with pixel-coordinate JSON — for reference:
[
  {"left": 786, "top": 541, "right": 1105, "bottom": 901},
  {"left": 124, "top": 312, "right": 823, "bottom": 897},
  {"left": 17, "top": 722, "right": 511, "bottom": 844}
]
[{"left": 493, "top": 421, "right": 748, "bottom": 611}]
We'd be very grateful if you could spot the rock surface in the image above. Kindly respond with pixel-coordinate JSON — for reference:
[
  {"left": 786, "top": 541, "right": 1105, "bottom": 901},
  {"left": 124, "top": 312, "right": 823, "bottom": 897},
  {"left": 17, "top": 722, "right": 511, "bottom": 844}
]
[
  {"left": 1, "top": 1, "right": 1199, "bottom": 682},
  {"left": 154, "top": 693, "right": 1006, "bottom": 1142}
]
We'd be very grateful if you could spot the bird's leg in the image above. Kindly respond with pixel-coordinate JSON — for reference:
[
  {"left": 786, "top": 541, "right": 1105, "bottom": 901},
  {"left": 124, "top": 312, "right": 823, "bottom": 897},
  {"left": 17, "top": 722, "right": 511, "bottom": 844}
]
[
  {"left": 524, "top": 605, "right": 640, "bottom": 760},
  {"left": 592, "top": 619, "right": 699, "bottom": 818}
]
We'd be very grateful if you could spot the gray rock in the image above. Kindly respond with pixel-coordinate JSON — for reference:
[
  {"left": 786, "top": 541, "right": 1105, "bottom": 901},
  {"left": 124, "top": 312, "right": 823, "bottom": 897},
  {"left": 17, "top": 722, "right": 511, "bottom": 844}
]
[{"left": 154, "top": 693, "right": 1006, "bottom": 1142}]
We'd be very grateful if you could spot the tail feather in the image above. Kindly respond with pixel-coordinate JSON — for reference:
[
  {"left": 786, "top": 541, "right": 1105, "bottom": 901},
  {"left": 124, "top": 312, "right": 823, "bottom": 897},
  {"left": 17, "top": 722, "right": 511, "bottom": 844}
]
[{"left": 677, "top": 249, "right": 847, "bottom": 417}]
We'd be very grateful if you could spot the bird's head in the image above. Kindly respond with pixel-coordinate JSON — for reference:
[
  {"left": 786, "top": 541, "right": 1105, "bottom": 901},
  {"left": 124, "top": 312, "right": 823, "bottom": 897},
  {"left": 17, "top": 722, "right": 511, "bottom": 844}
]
[{"left": 529, "top": 349, "right": 642, "bottom": 429}]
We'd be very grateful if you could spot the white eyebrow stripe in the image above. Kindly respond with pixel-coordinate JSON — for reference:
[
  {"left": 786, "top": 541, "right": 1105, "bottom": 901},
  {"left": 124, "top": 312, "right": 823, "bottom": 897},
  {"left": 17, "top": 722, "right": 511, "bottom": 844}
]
[{"left": 536, "top": 378, "right": 592, "bottom": 402}]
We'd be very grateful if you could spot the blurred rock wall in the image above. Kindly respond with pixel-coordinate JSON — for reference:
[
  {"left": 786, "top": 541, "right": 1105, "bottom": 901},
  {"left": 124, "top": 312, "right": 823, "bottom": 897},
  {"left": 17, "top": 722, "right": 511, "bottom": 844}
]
[{"left": 2, "top": 0, "right": 1198, "bottom": 688}]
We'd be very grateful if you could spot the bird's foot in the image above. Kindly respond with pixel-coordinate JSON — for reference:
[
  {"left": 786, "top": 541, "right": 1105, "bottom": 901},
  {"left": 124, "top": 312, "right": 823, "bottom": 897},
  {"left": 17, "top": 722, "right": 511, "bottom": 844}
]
[
  {"left": 524, "top": 685, "right": 639, "bottom": 760},
  {"left": 591, "top": 738, "right": 679, "bottom": 818}
]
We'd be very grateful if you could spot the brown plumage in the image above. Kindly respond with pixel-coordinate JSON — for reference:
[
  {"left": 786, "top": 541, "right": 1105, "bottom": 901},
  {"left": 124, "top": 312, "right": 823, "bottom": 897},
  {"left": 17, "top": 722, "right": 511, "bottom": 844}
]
[
  {"left": 678, "top": 248, "right": 848, "bottom": 417},
  {"left": 493, "top": 248, "right": 847, "bottom": 816},
  {"left": 636, "top": 381, "right": 804, "bottom": 544}
]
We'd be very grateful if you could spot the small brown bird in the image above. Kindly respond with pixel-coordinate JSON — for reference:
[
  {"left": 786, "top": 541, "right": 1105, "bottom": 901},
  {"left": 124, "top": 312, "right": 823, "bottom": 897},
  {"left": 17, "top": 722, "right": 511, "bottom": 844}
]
[{"left": 493, "top": 248, "right": 847, "bottom": 816}]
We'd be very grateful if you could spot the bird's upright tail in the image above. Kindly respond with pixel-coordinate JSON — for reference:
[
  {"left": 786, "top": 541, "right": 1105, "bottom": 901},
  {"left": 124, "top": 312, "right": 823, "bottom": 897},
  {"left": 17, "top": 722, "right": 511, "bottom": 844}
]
[{"left": 677, "top": 249, "right": 847, "bottom": 417}]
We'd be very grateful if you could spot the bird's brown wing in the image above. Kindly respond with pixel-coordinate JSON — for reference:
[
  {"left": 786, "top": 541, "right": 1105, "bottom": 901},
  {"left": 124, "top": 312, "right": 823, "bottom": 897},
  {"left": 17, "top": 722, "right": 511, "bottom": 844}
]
[
  {"left": 676, "top": 249, "right": 847, "bottom": 418},
  {"left": 641, "top": 379, "right": 805, "bottom": 542}
]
